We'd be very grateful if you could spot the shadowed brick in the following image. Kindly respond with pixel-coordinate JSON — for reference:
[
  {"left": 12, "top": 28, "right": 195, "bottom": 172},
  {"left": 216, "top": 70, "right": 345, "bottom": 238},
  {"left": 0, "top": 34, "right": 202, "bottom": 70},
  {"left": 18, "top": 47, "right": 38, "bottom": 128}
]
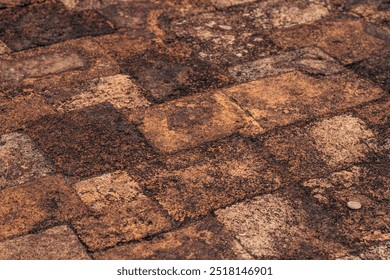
[
  {"left": 0, "top": 225, "right": 90, "bottom": 260},
  {"left": 0, "top": 175, "right": 86, "bottom": 241},
  {"left": 72, "top": 171, "right": 172, "bottom": 251},
  {"left": 138, "top": 92, "right": 260, "bottom": 153},
  {"left": 0, "top": 1, "right": 114, "bottom": 51},
  {"left": 26, "top": 103, "right": 154, "bottom": 178},
  {"left": 0, "top": 133, "right": 53, "bottom": 190},
  {"left": 271, "top": 19, "right": 386, "bottom": 64},
  {"left": 222, "top": 71, "right": 383, "bottom": 131},
  {"left": 93, "top": 217, "right": 251, "bottom": 259}
]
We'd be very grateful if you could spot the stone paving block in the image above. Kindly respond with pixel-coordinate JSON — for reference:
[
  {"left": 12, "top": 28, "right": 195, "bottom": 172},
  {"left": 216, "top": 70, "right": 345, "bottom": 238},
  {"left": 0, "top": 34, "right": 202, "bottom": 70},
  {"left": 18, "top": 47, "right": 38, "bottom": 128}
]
[
  {"left": 302, "top": 165, "right": 390, "bottom": 248},
  {"left": 169, "top": 9, "right": 278, "bottom": 66},
  {"left": 138, "top": 92, "right": 260, "bottom": 153},
  {"left": 122, "top": 49, "right": 229, "bottom": 101},
  {"left": 0, "top": 40, "right": 10, "bottom": 55},
  {"left": 26, "top": 103, "right": 154, "bottom": 178},
  {"left": 0, "top": 1, "right": 114, "bottom": 51},
  {"left": 264, "top": 115, "right": 378, "bottom": 179},
  {"left": 0, "top": 133, "right": 53, "bottom": 190},
  {"left": 216, "top": 193, "right": 345, "bottom": 259},
  {"left": 354, "top": 98, "right": 390, "bottom": 127},
  {"left": 93, "top": 217, "right": 250, "bottom": 259},
  {"left": 0, "top": 225, "right": 90, "bottom": 260},
  {"left": 351, "top": 49, "right": 390, "bottom": 92},
  {"left": 42, "top": 74, "right": 150, "bottom": 113},
  {"left": 136, "top": 137, "right": 283, "bottom": 222},
  {"left": 0, "top": 94, "right": 54, "bottom": 134},
  {"left": 222, "top": 71, "right": 383, "bottom": 131},
  {"left": 0, "top": 175, "right": 86, "bottom": 241},
  {"left": 72, "top": 171, "right": 172, "bottom": 251},
  {"left": 229, "top": 47, "right": 345, "bottom": 83},
  {"left": 271, "top": 19, "right": 386, "bottom": 64},
  {"left": 0, "top": 38, "right": 119, "bottom": 95},
  {"left": 350, "top": 1, "right": 390, "bottom": 33}
]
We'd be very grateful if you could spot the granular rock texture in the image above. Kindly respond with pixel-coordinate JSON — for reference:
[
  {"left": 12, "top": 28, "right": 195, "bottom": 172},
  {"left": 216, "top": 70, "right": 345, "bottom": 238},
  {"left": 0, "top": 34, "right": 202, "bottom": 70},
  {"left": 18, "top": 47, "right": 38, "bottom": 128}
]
[{"left": 0, "top": 0, "right": 388, "bottom": 259}]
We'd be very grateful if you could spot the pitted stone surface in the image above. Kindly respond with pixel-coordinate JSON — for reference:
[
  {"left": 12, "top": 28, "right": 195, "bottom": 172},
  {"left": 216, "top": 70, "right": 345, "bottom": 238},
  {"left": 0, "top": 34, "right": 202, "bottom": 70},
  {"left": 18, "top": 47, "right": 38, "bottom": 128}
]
[
  {"left": 0, "top": 226, "right": 90, "bottom": 260},
  {"left": 0, "top": 133, "right": 53, "bottom": 190}
]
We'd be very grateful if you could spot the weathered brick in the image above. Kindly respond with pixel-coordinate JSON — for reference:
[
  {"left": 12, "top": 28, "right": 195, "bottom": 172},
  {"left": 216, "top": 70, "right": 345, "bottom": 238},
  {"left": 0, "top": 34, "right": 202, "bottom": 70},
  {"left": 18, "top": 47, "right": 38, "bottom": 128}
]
[
  {"left": 72, "top": 171, "right": 172, "bottom": 251},
  {"left": 0, "top": 133, "right": 53, "bottom": 190},
  {"left": 93, "top": 217, "right": 250, "bottom": 259},
  {"left": 0, "top": 175, "right": 86, "bottom": 241},
  {"left": 0, "top": 225, "right": 90, "bottom": 260}
]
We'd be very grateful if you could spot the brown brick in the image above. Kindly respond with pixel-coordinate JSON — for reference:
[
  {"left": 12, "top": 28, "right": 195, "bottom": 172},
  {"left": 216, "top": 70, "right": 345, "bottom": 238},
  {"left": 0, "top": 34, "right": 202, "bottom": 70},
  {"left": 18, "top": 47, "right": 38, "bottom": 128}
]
[
  {"left": 0, "top": 175, "right": 86, "bottom": 241},
  {"left": 136, "top": 137, "right": 283, "bottom": 222},
  {"left": 72, "top": 171, "right": 172, "bottom": 251},
  {"left": 271, "top": 19, "right": 386, "bottom": 64},
  {"left": 0, "top": 225, "right": 90, "bottom": 260},
  {"left": 93, "top": 217, "right": 249, "bottom": 259},
  {"left": 222, "top": 71, "right": 383, "bottom": 132},
  {"left": 0, "top": 1, "right": 114, "bottom": 51},
  {"left": 26, "top": 103, "right": 154, "bottom": 178},
  {"left": 138, "top": 92, "right": 260, "bottom": 153},
  {"left": 0, "top": 133, "right": 53, "bottom": 190},
  {"left": 0, "top": 94, "right": 54, "bottom": 134}
]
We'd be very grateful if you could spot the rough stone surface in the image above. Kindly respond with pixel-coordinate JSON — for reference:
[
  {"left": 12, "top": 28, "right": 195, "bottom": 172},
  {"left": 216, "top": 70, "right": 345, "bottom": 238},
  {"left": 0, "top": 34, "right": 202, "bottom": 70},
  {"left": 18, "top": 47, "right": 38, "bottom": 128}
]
[
  {"left": 0, "top": 133, "right": 53, "bottom": 190},
  {"left": 93, "top": 217, "right": 246, "bottom": 259},
  {"left": 0, "top": 225, "right": 90, "bottom": 260},
  {"left": 0, "top": 175, "right": 86, "bottom": 241}
]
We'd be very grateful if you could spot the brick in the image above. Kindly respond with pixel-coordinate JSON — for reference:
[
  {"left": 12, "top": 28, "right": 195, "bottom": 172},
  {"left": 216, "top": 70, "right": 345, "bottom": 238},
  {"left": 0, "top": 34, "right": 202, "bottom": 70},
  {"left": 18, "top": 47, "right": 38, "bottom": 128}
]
[
  {"left": 0, "top": 94, "right": 54, "bottom": 134},
  {"left": 216, "top": 193, "right": 346, "bottom": 259},
  {"left": 264, "top": 115, "right": 378, "bottom": 179},
  {"left": 271, "top": 19, "right": 386, "bottom": 64},
  {"left": 93, "top": 217, "right": 247, "bottom": 259},
  {"left": 136, "top": 137, "right": 283, "bottom": 222},
  {"left": 222, "top": 71, "right": 383, "bottom": 132},
  {"left": 42, "top": 74, "right": 150, "bottom": 113},
  {"left": 351, "top": 49, "right": 390, "bottom": 92},
  {"left": 0, "top": 1, "right": 114, "bottom": 51},
  {"left": 0, "top": 226, "right": 90, "bottom": 260},
  {"left": 0, "top": 175, "right": 86, "bottom": 241},
  {"left": 0, "top": 133, "right": 53, "bottom": 190},
  {"left": 26, "top": 103, "right": 154, "bottom": 178},
  {"left": 138, "top": 92, "right": 260, "bottom": 153},
  {"left": 122, "top": 49, "right": 229, "bottom": 101},
  {"left": 229, "top": 47, "right": 345, "bottom": 83},
  {"left": 72, "top": 171, "right": 172, "bottom": 251},
  {"left": 0, "top": 38, "right": 119, "bottom": 94}
]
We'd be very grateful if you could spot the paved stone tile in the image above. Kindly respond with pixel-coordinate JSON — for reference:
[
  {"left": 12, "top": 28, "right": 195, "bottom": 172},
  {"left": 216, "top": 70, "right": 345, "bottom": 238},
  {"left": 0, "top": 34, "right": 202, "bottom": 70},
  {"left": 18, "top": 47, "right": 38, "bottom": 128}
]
[
  {"left": 26, "top": 103, "right": 154, "bottom": 178},
  {"left": 222, "top": 71, "right": 383, "bottom": 131},
  {"left": 351, "top": 48, "right": 390, "bottom": 92},
  {"left": 355, "top": 98, "right": 390, "bottom": 127},
  {"left": 229, "top": 47, "right": 345, "bottom": 83},
  {"left": 0, "top": 1, "right": 114, "bottom": 51},
  {"left": 0, "top": 38, "right": 119, "bottom": 94},
  {"left": 350, "top": 1, "right": 390, "bottom": 33},
  {"left": 0, "top": 40, "right": 10, "bottom": 55},
  {"left": 93, "top": 217, "right": 249, "bottom": 259},
  {"left": 135, "top": 137, "right": 283, "bottom": 222},
  {"left": 122, "top": 49, "right": 229, "bottom": 101},
  {"left": 72, "top": 171, "right": 172, "bottom": 251},
  {"left": 0, "top": 175, "right": 86, "bottom": 241},
  {"left": 169, "top": 9, "right": 278, "bottom": 66},
  {"left": 138, "top": 92, "right": 260, "bottom": 153},
  {"left": 0, "top": 225, "right": 90, "bottom": 260},
  {"left": 0, "top": 133, "right": 53, "bottom": 190},
  {"left": 0, "top": 94, "right": 54, "bottom": 134},
  {"left": 42, "top": 74, "right": 150, "bottom": 113},
  {"left": 264, "top": 115, "right": 378, "bottom": 179},
  {"left": 302, "top": 165, "right": 390, "bottom": 249},
  {"left": 271, "top": 19, "right": 386, "bottom": 64},
  {"left": 216, "top": 193, "right": 345, "bottom": 259}
]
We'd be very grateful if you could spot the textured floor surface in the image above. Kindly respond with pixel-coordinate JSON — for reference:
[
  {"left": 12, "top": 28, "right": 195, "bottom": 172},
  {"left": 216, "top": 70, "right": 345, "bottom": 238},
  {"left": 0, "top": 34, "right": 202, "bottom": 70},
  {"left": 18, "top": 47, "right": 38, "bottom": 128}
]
[{"left": 0, "top": 0, "right": 389, "bottom": 260}]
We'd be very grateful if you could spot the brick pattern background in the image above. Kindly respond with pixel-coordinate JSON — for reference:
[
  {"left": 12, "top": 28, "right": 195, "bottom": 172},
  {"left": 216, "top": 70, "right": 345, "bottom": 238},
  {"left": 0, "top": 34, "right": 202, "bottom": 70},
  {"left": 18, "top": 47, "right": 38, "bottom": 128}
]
[{"left": 0, "top": 0, "right": 389, "bottom": 259}]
